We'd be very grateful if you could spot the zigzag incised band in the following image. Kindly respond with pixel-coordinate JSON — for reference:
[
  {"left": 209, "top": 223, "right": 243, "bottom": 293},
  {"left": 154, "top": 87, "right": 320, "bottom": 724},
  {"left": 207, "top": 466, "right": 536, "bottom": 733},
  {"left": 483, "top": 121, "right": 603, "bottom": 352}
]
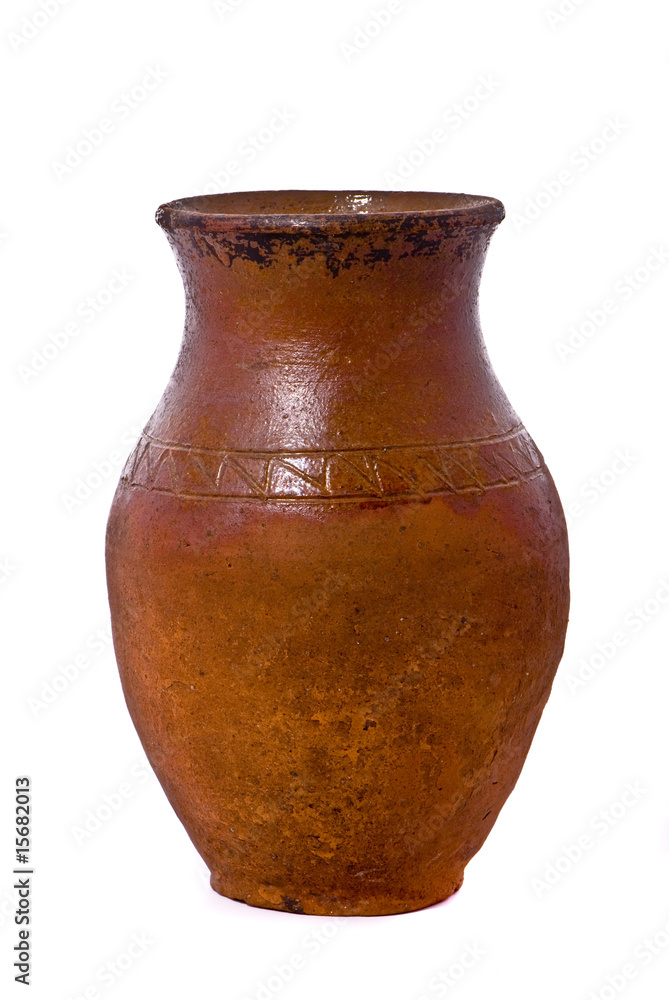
[{"left": 121, "top": 425, "right": 544, "bottom": 502}]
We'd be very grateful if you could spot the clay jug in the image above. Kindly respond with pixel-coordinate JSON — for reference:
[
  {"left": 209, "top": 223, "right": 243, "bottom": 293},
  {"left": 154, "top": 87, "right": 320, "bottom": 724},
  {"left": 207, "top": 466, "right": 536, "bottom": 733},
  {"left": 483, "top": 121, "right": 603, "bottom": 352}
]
[{"left": 106, "top": 191, "right": 569, "bottom": 916}]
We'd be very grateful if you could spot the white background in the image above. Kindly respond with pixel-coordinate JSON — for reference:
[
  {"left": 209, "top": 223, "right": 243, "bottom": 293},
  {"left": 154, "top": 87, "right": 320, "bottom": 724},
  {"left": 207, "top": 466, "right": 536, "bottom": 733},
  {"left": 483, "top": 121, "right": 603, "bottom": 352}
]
[{"left": 2, "top": 1, "right": 668, "bottom": 997}]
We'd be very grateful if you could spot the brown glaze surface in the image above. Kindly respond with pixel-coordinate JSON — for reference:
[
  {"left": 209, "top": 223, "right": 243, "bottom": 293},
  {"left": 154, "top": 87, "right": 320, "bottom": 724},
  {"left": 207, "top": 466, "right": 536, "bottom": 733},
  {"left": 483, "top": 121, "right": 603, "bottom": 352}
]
[{"left": 106, "top": 191, "right": 569, "bottom": 916}]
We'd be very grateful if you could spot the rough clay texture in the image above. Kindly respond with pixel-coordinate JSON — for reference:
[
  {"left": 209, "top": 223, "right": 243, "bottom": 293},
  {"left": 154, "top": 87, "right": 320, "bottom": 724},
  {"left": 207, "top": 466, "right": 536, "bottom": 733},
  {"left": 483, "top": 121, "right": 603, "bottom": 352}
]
[{"left": 105, "top": 191, "right": 570, "bottom": 917}]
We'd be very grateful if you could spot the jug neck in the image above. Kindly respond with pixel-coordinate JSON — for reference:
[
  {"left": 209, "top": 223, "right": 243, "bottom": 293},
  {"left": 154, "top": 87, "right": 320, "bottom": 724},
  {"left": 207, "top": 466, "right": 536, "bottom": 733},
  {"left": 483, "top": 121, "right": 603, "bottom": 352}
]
[{"left": 150, "top": 192, "right": 511, "bottom": 452}]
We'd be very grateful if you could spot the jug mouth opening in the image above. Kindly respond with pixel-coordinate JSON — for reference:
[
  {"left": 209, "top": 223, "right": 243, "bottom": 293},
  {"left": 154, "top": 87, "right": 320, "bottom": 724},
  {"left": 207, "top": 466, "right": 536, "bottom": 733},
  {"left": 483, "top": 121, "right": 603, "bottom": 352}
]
[{"left": 156, "top": 190, "right": 505, "bottom": 232}]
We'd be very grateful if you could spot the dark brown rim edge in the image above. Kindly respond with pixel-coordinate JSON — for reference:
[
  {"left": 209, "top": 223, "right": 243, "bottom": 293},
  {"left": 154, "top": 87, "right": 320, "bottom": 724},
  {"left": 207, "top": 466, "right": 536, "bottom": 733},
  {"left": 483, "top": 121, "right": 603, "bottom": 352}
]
[{"left": 155, "top": 190, "right": 506, "bottom": 233}]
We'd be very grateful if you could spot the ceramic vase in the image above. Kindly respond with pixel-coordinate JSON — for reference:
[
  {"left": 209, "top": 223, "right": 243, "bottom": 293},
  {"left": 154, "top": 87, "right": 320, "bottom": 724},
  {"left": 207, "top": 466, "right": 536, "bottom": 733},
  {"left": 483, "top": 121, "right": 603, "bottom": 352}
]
[{"left": 106, "top": 191, "right": 569, "bottom": 916}]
